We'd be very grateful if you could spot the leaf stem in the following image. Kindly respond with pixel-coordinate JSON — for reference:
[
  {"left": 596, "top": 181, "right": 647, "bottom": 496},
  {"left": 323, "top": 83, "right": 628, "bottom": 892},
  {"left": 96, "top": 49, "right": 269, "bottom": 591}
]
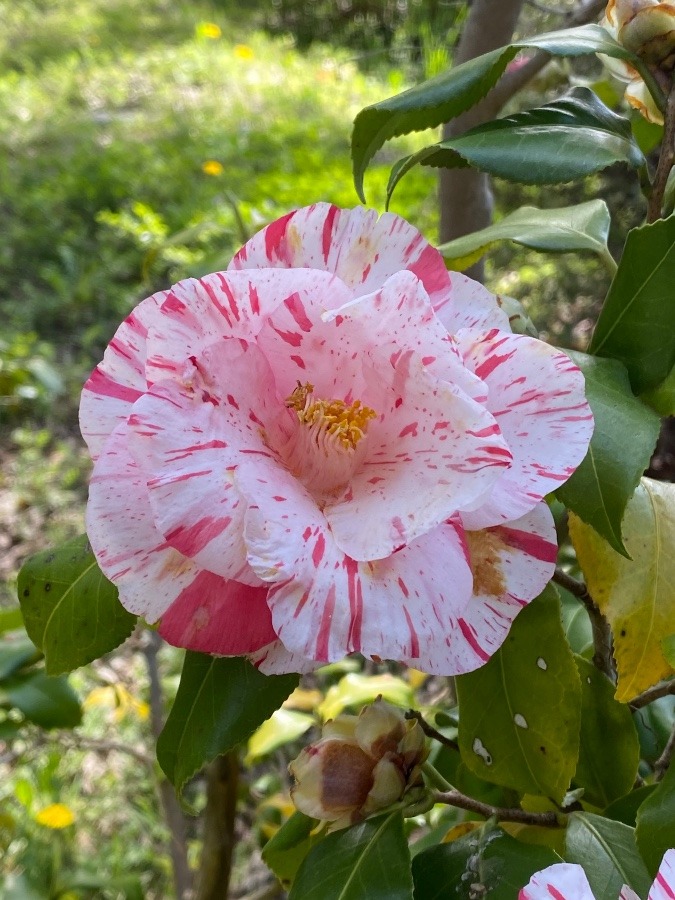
[
  {"left": 421, "top": 761, "right": 454, "bottom": 792},
  {"left": 654, "top": 721, "right": 675, "bottom": 781},
  {"left": 406, "top": 709, "right": 459, "bottom": 752},
  {"left": 432, "top": 789, "right": 562, "bottom": 828},
  {"left": 629, "top": 678, "right": 675, "bottom": 709},
  {"left": 647, "top": 78, "right": 675, "bottom": 223},
  {"left": 552, "top": 568, "right": 615, "bottom": 681}
]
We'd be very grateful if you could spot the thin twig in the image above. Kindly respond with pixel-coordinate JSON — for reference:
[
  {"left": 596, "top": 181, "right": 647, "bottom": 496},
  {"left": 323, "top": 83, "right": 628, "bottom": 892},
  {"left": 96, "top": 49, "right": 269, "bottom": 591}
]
[
  {"left": 647, "top": 79, "right": 675, "bottom": 222},
  {"left": 432, "top": 789, "right": 561, "bottom": 828},
  {"left": 406, "top": 709, "right": 459, "bottom": 752},
  {"left": 552, "top": 568, "right": 615, "bottom": 681},
  {"left": 630, "top": 679, "right": 675, "bottom": 709},
  {"left": 59, "top": 735, "right": 155, "bottom": 768},
  {"left": 655, "top": 722, "right": 675, "bottom": 781}
]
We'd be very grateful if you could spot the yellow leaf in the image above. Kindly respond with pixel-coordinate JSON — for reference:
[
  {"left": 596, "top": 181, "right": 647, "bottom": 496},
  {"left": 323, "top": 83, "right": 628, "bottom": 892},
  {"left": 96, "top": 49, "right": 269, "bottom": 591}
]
[
  {"left": 570, "top": 478, "right": 675, "bottom": 701},
  {"left": 283, "top": 687, "right": 323, "bottom": 711},
  {"left": 318, "top": 673, "right": 414, "bottom": 721},
  {"left": 442, "top": 243, "right": 492, "bottom": 272},
  {"left": 442, "top": 821, "right": 482, "bottom": 843},
  {"left": 246, "top": 708, "right": 315, "bottom": 764},
  {"left": 406, "top": 668, "right": 428, "bottom": 691},
  {"left": 35, "top": 803, "right": 75, "bottom": 829}
]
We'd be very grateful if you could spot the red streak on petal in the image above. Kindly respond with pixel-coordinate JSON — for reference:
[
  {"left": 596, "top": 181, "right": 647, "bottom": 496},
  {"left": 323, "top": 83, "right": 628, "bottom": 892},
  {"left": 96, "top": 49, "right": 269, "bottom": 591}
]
[
  {"left": 315, "top": 584, "right": 336, "bottom": 660},
  {"left": 199, "top": 277, "right": 232, "bottom": 327},
  {"left": 302, "top": 527, "right": 312, "bottom": 541},
  {"left": 84, "top": 368, "right": 143, "bottom": 403},
  {"left": 249, "top": 283, "right": 260, "bottom": 315},
  {"left": 397, "top": 577, "right": 409, "bottom": 599},
  {"left": 290, "top": 355, "right": 306, "bottom": 369},
  {"left": 408, "top": 244, "right": 448, "bottom": 296},
  {"left": 458, "top": 618, "right": 490, "bottom": 661},
  {"left": 422, "top": 356, "right": 436, "bottom": 365},
  {"left": 656, "top": 872, "right": 675, "bottom": 898},
  {"left": 399, "top": 422, "right": 418, "bottom": 438},
  {"left": 271, "top": 325, "right": 303, "bottom": 347},
  {"left": 494, "top": 526, "right": 557, "bottom": 563},
  {"left": 321, "top": 204, "right": 339, "bottom": 262},
  {"left": 466, "top": 424, "right": 501, "bottom": 438},
  {"left": 474, "top": 349, "right": 516, "bottom": 380},
  {"left": 264, "top": 210, "right": 294, "bottom": 261},
  {"left": 284, "top": 293, "right": 313, "bottom": 333},
  {"left": 345, "top": 557, "right": 363, "bottom": 653},
  {"left": 312, "top": 533, "right": 326, "bottom": 567},
  {"left": 165, "top": 516, "right": 232, "bottom": 556},
  {"left": 215, "top": 273, "right": 241, "bottom": 322},
  {"left": 546, "top": 886, "right": 567, "bottom": 900},
  {"left": 403, "top": 606, "right": 420, "bottom": 657}
]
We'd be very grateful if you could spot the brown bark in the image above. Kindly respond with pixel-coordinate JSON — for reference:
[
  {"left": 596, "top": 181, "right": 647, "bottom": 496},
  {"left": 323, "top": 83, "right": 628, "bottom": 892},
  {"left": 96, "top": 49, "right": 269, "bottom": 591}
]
[{"left": 197, "top": 752, "right": 240, "bottom": 900}]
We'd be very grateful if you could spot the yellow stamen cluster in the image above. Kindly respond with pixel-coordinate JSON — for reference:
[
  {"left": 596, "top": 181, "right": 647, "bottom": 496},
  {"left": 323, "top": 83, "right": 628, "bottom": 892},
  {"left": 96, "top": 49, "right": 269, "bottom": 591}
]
[{"left": 285, "top": 382, "right": 376, "bottom": 451}]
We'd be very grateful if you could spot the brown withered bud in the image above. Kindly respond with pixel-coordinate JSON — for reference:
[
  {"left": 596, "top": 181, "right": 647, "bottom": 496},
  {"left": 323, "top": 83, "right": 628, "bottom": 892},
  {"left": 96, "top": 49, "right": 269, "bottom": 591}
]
[
  {"left": 606, "top": 0, "right": 675, "bottom": 70},
  {"left": 288, "top": 697, "right": 428, "bottom": 829}
]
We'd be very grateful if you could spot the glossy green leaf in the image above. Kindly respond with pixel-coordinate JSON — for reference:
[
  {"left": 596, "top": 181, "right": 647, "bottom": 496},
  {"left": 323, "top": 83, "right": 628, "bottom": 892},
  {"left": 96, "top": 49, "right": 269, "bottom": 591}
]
[
  {"left": 18, "top": 534, "right": 136, "bottom": 675},
  {"left": 262, "top": 811, "right": 321, "bottom": 890},
  {"left": 557, "top": 352, "right": 660, "bottom": 556},
  {"left": 559, "top": 588, "right": 593, "bottom": 657},
  {"left": 2, "top": 672, "right": 82, "bottom": 729},
  {"left": 456, "top": 586, "right": 581, "bottom": 803},
  {"left": 157, "top": 652, "right": 298, "bottom": 792},
  {"left": 573, "top": 656, "right": 639, "bottom": 807},
  {"left": 0, "top": 608, "right": 24, "bottom": 634},
  {"left": 636, "top": 759, "right": 675, "bottom": 875},
  {"left": 318, "top": 673, "right": 414, "bottom": 721},
  {"left": 663, "top": 634, "right": 675, "bottom": 667},
  {"left": 590, "top": 213, "right": 675, "bottom": 394},
  {"left": 605, "top": 785, "right": 657, "bottom": 827},
  {"left": 0, "top": 634, "right": 40, "bottom": 680},
  {"left": 641, "top": 364, "right": 675, "bottom": 416},
  {"left": 437, "top": 201, "right": 612, "bottom": 271},
  {"left": 566, "top": 811, "right": 651, "bottom": 898},
  {"left": 412, "top": 826, "right": 559, "bottom": 900},
  {"left": 386, "top": 89, "right": 644, "bottom": 203},
  {"left": 352, "top": 23, "right": 637, "bottom": 200},
  {"left": 634, "top": 696, "right": 675, "bottom": 765},
  {"left": 570, "top": 479, "right": 675, "bottom": 702},
  {"left": 246, "top": 708, "right": 315, "bottom": 764},
  {"left": 289, "top": 811, "right": 413, "bottom": 900}
]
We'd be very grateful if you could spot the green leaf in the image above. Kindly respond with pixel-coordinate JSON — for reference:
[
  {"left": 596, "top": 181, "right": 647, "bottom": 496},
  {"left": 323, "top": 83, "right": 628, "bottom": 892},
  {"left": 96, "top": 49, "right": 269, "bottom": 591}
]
[
  {"left": 590, "top": 213, "right": 675, "bottom": 394},
  {"left": 634, "top": 696, "right": 675, "bottom": 765},
  {"left": 573, "top": 656, "right": 639, "bottom": 808},
  {"left": 570, "top": 479, "right": 675, "bottom": 702},
  {"left": 157, "top": 652, "right": 298, "bottom": 792},
  {"left": 557, "top": 352, "right": 660, "bottom": 556},
  {"left": 437, "top": 201, "right": 612, "bottom": 271},
  {"left": 352, "top": 23, "right": 637, "bottom": 200},
  {"left": 641, "top": 363, "right": 675, "bottom": 416},
  {"left": 412, "top": 826, "right": 559, "bottom": 899},
  {"left": 289, "top": 811, "right": 413, "bottom": 900},
  {"left": 318, "top": 672, "right": 414, "bottom": 721},
  {"left": 3, "top": 672, "right": 82, "bottom": 729},
  {"left": 560, "top": 588, "right": 593, "bottom": 657},
  {"left": 246, "top": 708, "right": 315, "bottom": 764},
  {"left": 605, "top": 785, "right": 657, "bottom": 827},
  {"left": 0, "top": 635, "right": 40, "bottom": 680},
  {"left": 386, "top": 89, "right": 644, "bottom": 203},
  {"left": 18, "top": 535, "right": 137, "bottom": 675},
  {"left": 262, "top": 811, "right": 321, "bottom": 890},
  {"left": 636, "top": 758, "right": 675, "bottom": 875},
  {"left": 456, "top": 586, "right": 581, "bottom": 803},
  {"left": 566, "top": 811, "right": 652, "bottom": 898},
  {"left": 0, "top": 607, "right": 24, "bottom": 634},
  {"left": 663, "top": 633, "right": 675, "bottom": 667}
]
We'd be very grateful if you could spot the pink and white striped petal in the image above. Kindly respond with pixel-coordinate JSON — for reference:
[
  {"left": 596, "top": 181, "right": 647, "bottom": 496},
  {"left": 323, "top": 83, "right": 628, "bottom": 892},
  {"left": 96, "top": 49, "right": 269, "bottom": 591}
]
[
  {"left": 324, "top": 270, "right": 488, "bottom": 402},
  {"left": 434, "top": 273, "right": 511, "bottom": 336},
  {"left": 325, "top": 347, "right": 511, "bottom": 561},
  {"left": 457, "top": 330, "right": 593, "bottom": 528},
  {"left": 647, "top": 850, "right": 675, "bottom": 900},
  {"left": 519, "top": 863, "right": 596, "bottom": 900},
  {"left": 144, "top": 268, "right": 349, "bottom": 385},
  {"left": 456, "top": 502, "right": 558, "bottom": 670},
  {"left": 80, "top": 290, "right": 167, "bottom": 460},
  {"left": 87, "top": 421, "right": 203, "bottom": 622},
  {"left": 126, "top": 341, "right": 286, "bottom": 583},
  {"left": 228, "top": 203, "right": 452, "bottom": 309},
  {"left": 158, "top": 573, "right": 276, "bottom": 656},
  {"left": 238, "top": 461, "right": 485, "bottom": 673},
  {"left": 249, "top": 640, "right": 317, "bottom": 675}
]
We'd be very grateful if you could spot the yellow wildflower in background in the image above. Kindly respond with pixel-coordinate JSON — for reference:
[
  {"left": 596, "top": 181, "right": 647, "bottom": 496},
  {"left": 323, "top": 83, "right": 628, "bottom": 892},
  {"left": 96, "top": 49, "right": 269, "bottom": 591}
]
[
  {"left": 196, "top": 22, "right": 222, "bottom": 40},
  {"left": 202, "top": 160, "right": 224, "bottom": 177},
  {"left": 83, "top": 684, "right": 149, "bottom": 722},
  {"left": 234, "top": 44, "right": 255, "bottom": 61},
  {"left": 35, "top": 803, "right": 75, "bottom": 829}
]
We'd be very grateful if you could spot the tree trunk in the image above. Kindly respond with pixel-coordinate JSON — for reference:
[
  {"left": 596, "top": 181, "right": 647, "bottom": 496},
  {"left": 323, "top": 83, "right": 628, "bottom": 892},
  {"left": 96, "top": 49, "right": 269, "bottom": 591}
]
[{"left": 439, "top": 0, "right": 526, "bottom": 281}]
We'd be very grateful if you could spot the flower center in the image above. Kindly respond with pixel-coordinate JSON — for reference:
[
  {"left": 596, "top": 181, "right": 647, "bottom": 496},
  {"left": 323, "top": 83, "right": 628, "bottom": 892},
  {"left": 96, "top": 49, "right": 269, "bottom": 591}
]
[{"left": 281, "top": 381, "right": 377, "bottom": 498}]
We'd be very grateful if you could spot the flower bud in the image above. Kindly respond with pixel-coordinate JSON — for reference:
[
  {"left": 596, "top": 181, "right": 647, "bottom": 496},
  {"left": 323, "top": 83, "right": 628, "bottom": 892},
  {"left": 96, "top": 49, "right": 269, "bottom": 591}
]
[
  {"left": 289, "top": 698, "right": 428, "bottom": 828},
  {"left": 605, "top": 0, "right": 675, "bottom": 69}
]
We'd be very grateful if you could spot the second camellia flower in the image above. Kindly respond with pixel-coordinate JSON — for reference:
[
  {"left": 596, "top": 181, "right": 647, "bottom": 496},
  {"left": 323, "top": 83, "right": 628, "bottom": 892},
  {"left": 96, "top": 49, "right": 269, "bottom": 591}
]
[{"left": 80, "top": 204, "right": 593, "bottom": 675}]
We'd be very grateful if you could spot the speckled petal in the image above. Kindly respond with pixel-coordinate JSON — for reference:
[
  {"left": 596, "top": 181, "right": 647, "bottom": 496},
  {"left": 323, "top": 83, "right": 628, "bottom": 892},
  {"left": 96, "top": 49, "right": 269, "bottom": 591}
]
[
  {"left": 647, "top": 849, "right": 675, "bottom": 900},
  {"left": 519, "top": 862, "right": 596, "bottom": 900},
  {"left": 79, "top": 290, "right": 166, "bottom": 459},
  {"left": 458, "top": 329, "right": 593, "bottom": 529}
]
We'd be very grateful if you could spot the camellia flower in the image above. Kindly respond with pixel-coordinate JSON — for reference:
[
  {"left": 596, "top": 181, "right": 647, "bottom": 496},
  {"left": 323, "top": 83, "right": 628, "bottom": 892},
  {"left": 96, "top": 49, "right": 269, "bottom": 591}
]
[
  {"left": 289, "top": 697, "right": 427, "bottom": 827},
  {"left": 600, "top": 0, "right": 674, "bottom": 124},
  {"left": 519, "top": 849, "right": 675, "bottom": 899},
  {"left": 80, "top": 204, "right": 593, "bottom": 675}
]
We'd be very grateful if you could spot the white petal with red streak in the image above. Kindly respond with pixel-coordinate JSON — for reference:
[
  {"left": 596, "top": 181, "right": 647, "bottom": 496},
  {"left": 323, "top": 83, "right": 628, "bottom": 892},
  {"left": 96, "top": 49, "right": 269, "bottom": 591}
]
[
  {"left": 519, "top": 863, "right": 595, "bottom": 900},
  {"left": 435, "top": 273, "right": 511, "bottom": 335},
  {"left": 458, "top": 329, "right": 593, "bottom": 528},
  {"left": 325, "top": 347, "right": 511, "bottom": 561},
  {"left": 144, "top": 267, "right": 348, "bottom": 385},
  {"left": 648, "top": 850, "right": 675, "bottom": 900},
  {"left": 238, "top": 461, "right": 484, "bottom": 673},
  {"left": 228, "top": 202, "right": 452, "bottom": 309},
  {"left": 126, "top": 340, "right": 286, "bottom": 583},
  {"left": 249, "top": 641, "right": 317, "bottom": 675},
  {"left": 79, "top": 290, "right": 167, "bottom": 459},
  {"left": 456, "top": 502, "right": 558, "bottom": 673}
]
